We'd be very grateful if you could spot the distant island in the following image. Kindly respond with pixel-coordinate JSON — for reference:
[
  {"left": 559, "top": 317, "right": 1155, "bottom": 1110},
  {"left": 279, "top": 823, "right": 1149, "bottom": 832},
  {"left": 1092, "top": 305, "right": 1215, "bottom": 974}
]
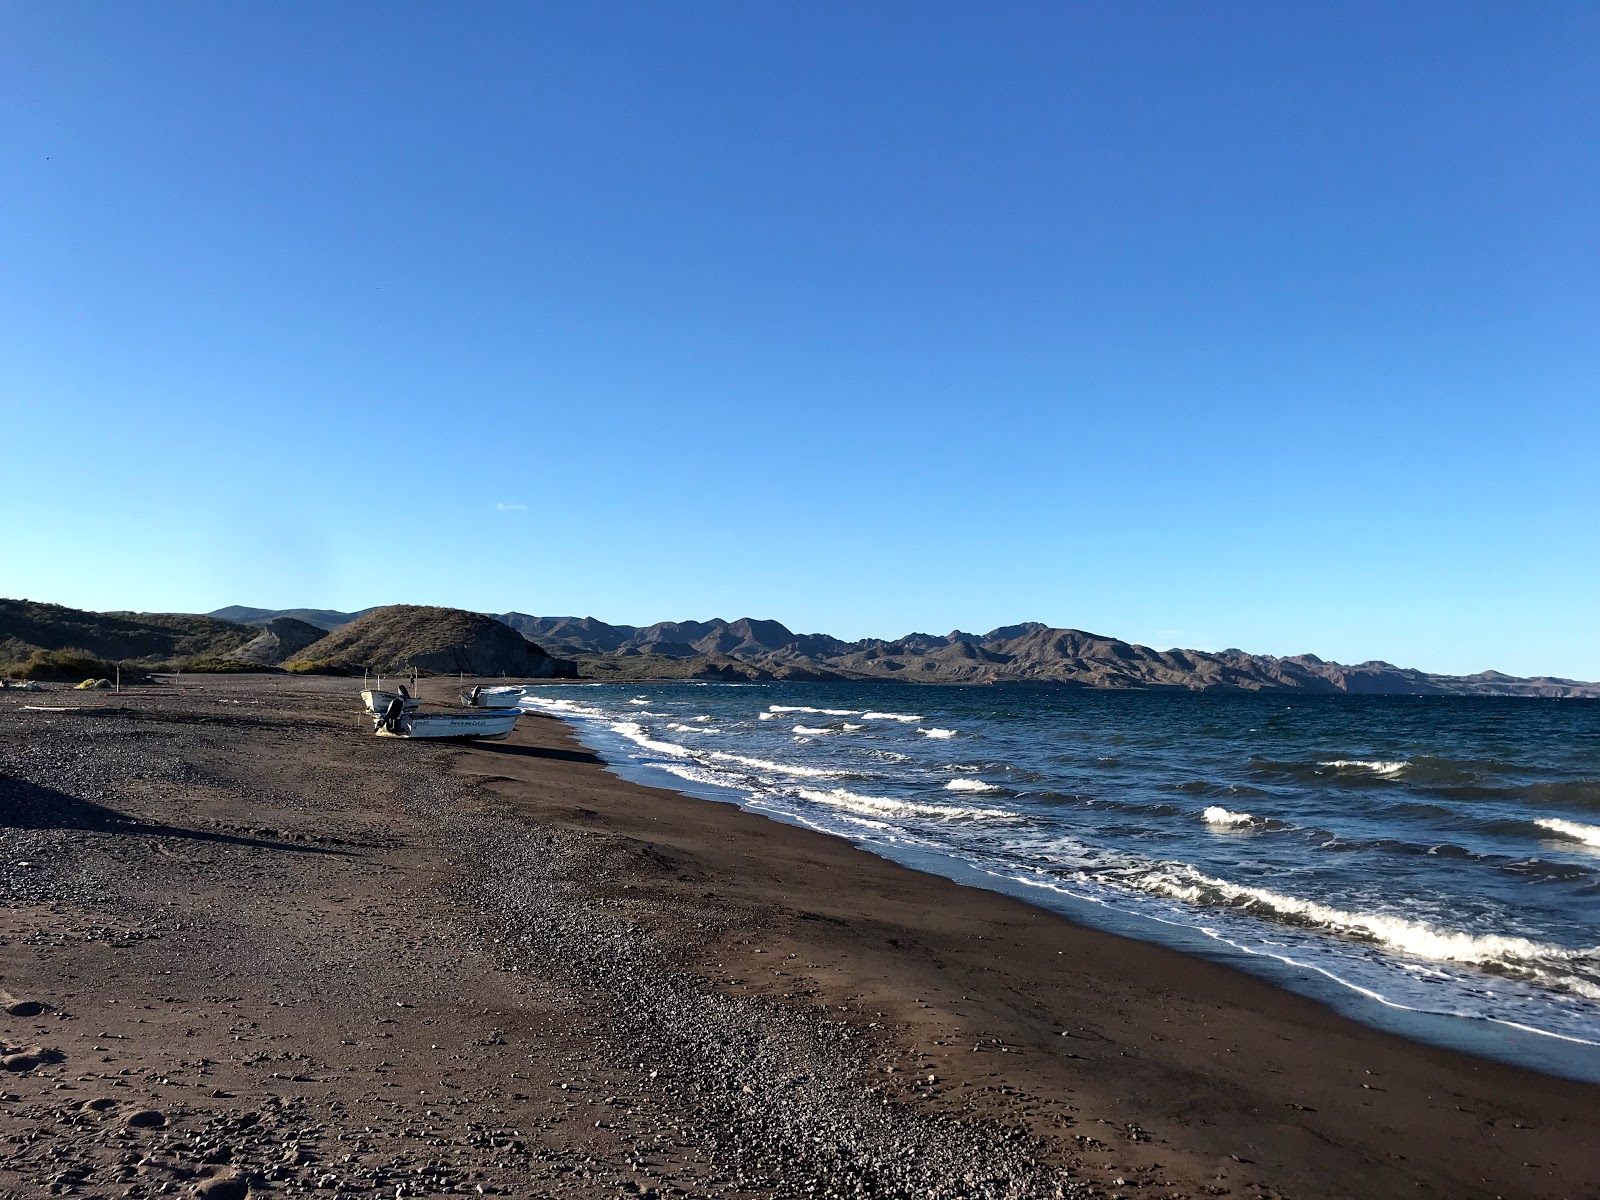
[{"left": 3, "top": 597, "right": 1593, "bottom": 697}]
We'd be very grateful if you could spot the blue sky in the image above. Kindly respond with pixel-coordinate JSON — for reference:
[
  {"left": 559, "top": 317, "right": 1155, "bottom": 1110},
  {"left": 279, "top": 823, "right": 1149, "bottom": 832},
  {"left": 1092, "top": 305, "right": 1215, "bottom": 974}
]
[{"left": 4, "top": 2, "right": 1597, "bottom": 677}]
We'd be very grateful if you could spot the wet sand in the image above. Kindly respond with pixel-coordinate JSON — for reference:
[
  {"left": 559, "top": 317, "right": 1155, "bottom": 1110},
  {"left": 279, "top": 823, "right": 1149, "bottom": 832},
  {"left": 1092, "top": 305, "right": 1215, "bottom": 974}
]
[{"left": 1, "top": 675, "right": 1595, "bottom": 1200}]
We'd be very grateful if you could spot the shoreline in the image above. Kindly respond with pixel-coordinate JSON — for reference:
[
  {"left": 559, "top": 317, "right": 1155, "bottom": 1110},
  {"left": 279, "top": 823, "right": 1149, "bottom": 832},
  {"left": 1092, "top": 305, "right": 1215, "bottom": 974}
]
[
  {"left": 2, "top": 675, "right": 1596, "bottom": 1199},
  {"left": 528, "top": 682, "right": 1600, "bottom": 1081}
]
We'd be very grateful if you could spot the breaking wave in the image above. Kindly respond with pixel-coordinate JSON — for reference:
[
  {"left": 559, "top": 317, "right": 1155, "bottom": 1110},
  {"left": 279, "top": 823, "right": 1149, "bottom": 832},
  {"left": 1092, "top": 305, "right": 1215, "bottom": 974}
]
[
  {"left": 1202, "top": 806, "right": 1257, "bottom": 828},
  {"left": 1320, "top": 759, "right": 1408, "bottom": 778},
  {"left": 1536, "top": 818, "right": 1600, "bottom": 849},
  {"left": 794, "top": 787, "right": 1015, "bottom": 822},
  {"left": 770, "top": 705, "right": 859, "bottom": 716},
  {"left": 862, "top": 711, "right": 923, "bottom": 722},
  {"left": 919, "top": 727, "right": 958, "bottom": 738},
  {"left": 611, "top": 720, "right": 694, "bottom": 759},
  {"left": 702, "top": 750, "right": 840, "bottom": 779}
]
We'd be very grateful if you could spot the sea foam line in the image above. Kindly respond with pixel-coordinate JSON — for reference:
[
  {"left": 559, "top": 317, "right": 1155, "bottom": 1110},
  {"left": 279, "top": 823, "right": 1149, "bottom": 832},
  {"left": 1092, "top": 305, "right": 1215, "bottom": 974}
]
[
  {"left": 1126, "top": 867, "right": 1600, "bottom": 998},
  {"left": 997, "top": 870, "right": 1600, "bottom": 1047}
]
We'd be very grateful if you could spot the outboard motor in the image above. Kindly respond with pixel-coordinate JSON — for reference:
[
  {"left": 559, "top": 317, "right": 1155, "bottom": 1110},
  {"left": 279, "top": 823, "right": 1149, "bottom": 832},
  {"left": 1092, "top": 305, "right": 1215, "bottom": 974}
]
[
  {"left": 380, "top": 694, "right": 406, "bottom": 733},
  {"left": 469, "top": 685, "right": 482, "bottom": 706},
  {"left": 398, "top": 684, "right": 411, "bottom": 699}
]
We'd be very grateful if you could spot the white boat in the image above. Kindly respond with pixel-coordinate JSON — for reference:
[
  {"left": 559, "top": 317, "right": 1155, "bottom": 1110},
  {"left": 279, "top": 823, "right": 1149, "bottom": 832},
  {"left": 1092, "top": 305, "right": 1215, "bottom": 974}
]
[
  {"left": 459, "top": 685, "right": 524, "bottom": 709},
  {"left": 361, "top": 689, "right": 420, "bottom": 714},
  {"left": 373, "top": 709, "right": 521, "bottom": 741}
]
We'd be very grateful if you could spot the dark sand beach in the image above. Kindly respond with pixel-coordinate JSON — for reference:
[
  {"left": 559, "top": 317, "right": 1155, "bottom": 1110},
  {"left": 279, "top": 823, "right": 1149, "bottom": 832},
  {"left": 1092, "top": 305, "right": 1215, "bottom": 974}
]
[{"left": 2, "top": 675, "right": 1595, "bottom": 1200}]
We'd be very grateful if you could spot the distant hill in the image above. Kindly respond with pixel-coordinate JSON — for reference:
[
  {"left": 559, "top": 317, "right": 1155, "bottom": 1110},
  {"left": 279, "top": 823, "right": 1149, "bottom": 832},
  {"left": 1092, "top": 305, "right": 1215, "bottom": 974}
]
[
  {"left": 228, "top": 617, "right": 327, "bottom": 666},
  {"left": 289, "top": 605, "right": 578, "bottom": 677},
  {"left": 1, "top": 599, "right": 256, "bottom": 666},
  {"left": 209, "top": 605, "right": 376, "bottom": 631},
  {"left": 491, "top": 612, "right": 1600, "bottom": 697}
]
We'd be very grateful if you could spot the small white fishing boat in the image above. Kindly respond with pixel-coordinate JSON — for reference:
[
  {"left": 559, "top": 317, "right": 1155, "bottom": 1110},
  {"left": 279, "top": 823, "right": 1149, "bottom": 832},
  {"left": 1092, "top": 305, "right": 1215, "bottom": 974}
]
[
  {"left": 361, "top": 688, "right": 421, "bottom": 714},
  {"left": 373, "top": 709, "right": 520, "bottom": 741},
  {"left": 459, "top": 685, "right": 524, "bottom": 709}
]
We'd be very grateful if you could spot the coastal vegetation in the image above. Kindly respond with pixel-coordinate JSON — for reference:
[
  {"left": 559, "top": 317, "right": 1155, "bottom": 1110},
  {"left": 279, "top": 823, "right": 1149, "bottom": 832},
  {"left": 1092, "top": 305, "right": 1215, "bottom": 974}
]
[{"left": 1, "top": 646, "right": 128, "bottom": 682}]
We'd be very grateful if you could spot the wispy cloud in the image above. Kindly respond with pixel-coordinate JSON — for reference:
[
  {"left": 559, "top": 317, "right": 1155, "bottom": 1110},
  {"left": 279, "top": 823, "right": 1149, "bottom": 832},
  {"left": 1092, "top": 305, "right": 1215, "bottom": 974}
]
[{"left": 495, "top": 502, "right": 528, "bottom": 511}]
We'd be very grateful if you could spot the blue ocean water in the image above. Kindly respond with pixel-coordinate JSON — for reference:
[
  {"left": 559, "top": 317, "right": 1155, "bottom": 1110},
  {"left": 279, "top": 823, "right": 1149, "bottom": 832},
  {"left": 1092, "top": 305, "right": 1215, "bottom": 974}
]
[{"left": 516, "top": 682, "right": 1600, "bottom": 1079}]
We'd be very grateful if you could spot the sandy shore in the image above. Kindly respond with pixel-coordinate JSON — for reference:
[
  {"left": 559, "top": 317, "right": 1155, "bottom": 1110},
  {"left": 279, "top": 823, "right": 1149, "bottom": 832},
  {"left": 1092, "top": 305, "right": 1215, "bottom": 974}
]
[{"left": 2, "top": 675, "right": 1596, "bottom": 1200}]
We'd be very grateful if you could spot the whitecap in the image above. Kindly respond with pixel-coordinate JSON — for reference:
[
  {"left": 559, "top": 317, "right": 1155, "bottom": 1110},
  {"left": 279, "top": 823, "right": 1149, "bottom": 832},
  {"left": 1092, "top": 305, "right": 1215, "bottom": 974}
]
[
  {"left": 792, "top": 724, "right": 835, "bottom": 736},
  {"left": 769, "top": 705, "right": 860, "bottom": 716},
  {"left": 1203, "top": 806, "right": 1257, "bottom": 828},
  {"left": 919, "top": 727, "right": 958, "bottom": 739},
  {"left": 1320, "top": 758, "right": 1408, "bottom": 778},
  {"left": 1535, "top": 818, "right": 1600, "bottom": 849},
  {"left": 841, "top": 723, "right": 865, "bottom": 731},
  {"left": 946, "top": 779, "right": 1002, "bottom": 794},
  {"left": 862, "top": 711, "right": 923, "bottom": 722},
  {"left": 627, "top": 698, "right": 652, "bottom": 706}
]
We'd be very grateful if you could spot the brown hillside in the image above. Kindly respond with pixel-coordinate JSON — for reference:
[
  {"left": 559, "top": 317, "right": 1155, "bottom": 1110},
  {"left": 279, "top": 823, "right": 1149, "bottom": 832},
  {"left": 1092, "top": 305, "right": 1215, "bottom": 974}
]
[
  {"left": 289, "top": 605, "right": 576, "bottom": 676},
  {"left": 0, "top": 599, "right": 255, "bottom": 664}
]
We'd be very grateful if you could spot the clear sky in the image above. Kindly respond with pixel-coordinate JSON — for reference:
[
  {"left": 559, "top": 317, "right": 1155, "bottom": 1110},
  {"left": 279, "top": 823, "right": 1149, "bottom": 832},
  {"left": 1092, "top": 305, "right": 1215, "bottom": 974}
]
[{"left": 4, "top": 2, "right": 1597, "bottom": 678}]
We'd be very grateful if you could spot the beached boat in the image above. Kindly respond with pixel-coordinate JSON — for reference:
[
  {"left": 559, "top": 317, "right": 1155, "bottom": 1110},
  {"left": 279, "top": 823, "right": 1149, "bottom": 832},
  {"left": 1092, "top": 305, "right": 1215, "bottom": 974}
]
[
  {"left": 372, "top": 709, "right": 520, "bottom": 740},
  {"left": 459, "top": 685, "right": 524, "bottom": 709},
  {"left": 361, "top": 688, "right": 420, "bottom": 714}
]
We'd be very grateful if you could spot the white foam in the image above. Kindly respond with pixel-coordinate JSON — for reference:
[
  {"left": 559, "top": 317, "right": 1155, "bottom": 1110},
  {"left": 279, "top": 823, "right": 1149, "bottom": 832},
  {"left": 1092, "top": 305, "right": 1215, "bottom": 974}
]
[
  {"left": 1536, "top": 818, "right": 1600, "bottom": 849},
  {"left": 693, "top": 715, "right": 714, "bottom": 723},
  {"left": 758, "top": 712, "right": 778, "bottom": 720},
  {"left": 841, "top": 723, "right": 865, "bottom": 731},
  {"left": 610, "top": 721, "right": 693, "bottom": 759},
  {"left": 627, "top": 698, "right": 652, "bottom": 705},
  {"left": 1320, "top": 758, "right": 1408, "bottom": 777},
  {"left": 919, "top": 727, "right": 958, "bottom": 739},
  {"left": 946, "top": 779, "right": 1002, "bottom": 793},
  {"left": 522, "top": 696, "right": 609, "bottom": 718},
  {"left": 768, "top": 705, "right": 859, "bottom": 716},
  {"left": 702, "top": 750, "right": 839, "bottom": 779},
  {"left": 1127, "top": 867, "right": 1600, "bottom": 999},
  {"left": 862, "top": 711, "right": 923, "bottom": 722},
  {"left": 1203, "top": 806, "right": 1256, "bottom": 827},
  {"left": 652, "top": 761, "right": 746, "bottom": 792},
  {"left": 668, "top": 722, "right": 722, "bottom": 734},
  {"left": 795, "top": 787, "right": 1014, "bottom": 822},
  {"left": 792, "top": 724, "right": 835, "bottom": 736}
]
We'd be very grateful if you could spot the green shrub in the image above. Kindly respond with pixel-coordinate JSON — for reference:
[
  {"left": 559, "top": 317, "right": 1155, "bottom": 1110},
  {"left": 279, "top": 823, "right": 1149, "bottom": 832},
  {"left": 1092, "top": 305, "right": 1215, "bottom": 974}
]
[
  {"left": 10, "top": 647, "right": 117, "bottom": 681},
  {"left": 183, "top": 657, "right": 279, "bottom": 674},
  {"left": 283, "top": 658, "right": 347, "bottom": 675}
]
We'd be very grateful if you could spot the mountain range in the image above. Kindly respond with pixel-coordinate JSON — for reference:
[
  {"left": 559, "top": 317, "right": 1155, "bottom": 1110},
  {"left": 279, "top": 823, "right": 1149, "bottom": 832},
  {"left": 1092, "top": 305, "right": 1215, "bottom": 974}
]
[
  {"left": 5, "top": 597, "right": 1591, "bottom": 694},
  {"left": 483, "top": 613, "right": 1598, "bottom": 696},
  {"left": 201, "top": 607, "right": 1593, "bottom": 697}
]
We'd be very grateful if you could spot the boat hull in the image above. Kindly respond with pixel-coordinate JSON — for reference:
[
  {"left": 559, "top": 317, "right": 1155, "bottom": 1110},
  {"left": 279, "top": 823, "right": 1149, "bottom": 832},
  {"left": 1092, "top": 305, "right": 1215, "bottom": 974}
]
[
  {"left": 361, "top": 689, "right": 420, "bottom": 714},
  {"left": 459, "top": 688, "right": 523, "bottom": 709},
  {"left": 373, "top": 710, "right": 521, "bottom": 740}
]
